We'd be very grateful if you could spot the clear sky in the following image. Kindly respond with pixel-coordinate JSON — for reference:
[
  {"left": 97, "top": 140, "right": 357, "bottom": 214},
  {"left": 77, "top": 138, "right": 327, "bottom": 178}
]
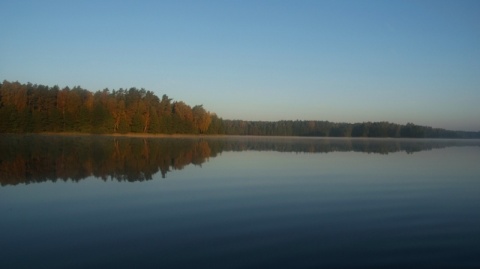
[{"left": 1, "top": 0, "right": 479, "bottom": 131}]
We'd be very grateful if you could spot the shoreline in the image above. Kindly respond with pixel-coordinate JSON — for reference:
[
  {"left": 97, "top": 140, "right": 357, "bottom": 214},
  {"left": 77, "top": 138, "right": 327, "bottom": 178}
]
[
  {"left": 1, "top": 132, "right": 479, "bottom": 141},
  {"left": 35, "top": 132, "right": 223, "bottom": 138}
]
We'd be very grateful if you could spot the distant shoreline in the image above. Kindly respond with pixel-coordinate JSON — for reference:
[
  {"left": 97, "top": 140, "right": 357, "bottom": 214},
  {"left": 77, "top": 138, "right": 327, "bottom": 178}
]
[
  {"left": 2, "top": 81, "right": 478, "bottom": 138},
  {"left": 2, "top": 132, "right": 477, "bottom": 140}
]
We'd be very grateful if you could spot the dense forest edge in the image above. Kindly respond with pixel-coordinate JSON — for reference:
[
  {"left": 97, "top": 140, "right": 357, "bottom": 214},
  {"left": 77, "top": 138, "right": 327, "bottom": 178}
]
[{"left": 1, "top": 80, "right": 479, "bottom": 138}]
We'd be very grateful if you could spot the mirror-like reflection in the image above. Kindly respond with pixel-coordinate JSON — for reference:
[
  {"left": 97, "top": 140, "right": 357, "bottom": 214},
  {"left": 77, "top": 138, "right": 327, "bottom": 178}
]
[
  {"left": 1, "top": 134, "right": 480, "bottom": 268},
  {"left": 1, "top": 134, "right": 479, "bottom": 185}
]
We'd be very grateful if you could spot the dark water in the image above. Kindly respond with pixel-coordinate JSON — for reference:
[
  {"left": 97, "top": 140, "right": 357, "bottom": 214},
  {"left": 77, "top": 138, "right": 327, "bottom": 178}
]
[{"left": 1, "top": 135, "right": 480, "bottom": 268}]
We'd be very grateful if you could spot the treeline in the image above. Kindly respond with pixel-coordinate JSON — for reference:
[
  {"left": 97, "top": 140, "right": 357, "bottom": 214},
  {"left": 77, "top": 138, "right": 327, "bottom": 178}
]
[
  {"left": 0, "top": 80, "right": 212, "bottom": 134},
  {"left": 1, "top": 80, "right": 479, "bottom": 138},
  {"left": 219, "top": 120, "right": 480, "bottom": 138}
]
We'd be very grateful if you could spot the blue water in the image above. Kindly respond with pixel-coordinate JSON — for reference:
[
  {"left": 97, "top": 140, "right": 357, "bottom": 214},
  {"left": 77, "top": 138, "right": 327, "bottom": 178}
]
[{"left": 1, "top": 137, "right": 480, "bottom": 268}]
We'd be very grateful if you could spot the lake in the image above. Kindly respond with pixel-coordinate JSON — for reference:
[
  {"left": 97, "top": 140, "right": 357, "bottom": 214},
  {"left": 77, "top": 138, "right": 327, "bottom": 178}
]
[{"left": 1, "top": 135, "right": 480, "bottom": 268}]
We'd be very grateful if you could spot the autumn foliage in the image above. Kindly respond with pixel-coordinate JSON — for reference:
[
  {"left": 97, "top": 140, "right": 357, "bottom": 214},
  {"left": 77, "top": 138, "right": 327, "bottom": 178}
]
[
  {"left": 0, "top": 80, "right": 212, "bottom": 134},
  {"left": 1, "top": 80, "right": 479, "bottom": 138}
]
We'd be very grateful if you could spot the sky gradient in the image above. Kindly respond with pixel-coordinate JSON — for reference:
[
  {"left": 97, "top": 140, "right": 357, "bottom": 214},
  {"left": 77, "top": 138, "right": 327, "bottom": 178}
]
[{"left": 1, "top": 0, "right": 479, "bottom": 131}]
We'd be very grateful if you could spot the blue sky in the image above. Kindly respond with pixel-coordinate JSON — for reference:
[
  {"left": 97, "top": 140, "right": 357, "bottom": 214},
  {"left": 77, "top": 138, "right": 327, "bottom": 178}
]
[{"left": 1, "top": 0, "right": 479, "bottom": 131}]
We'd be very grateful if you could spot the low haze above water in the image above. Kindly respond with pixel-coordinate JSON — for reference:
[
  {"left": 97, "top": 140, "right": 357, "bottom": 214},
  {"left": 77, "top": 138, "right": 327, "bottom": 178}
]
[{"left": 1, "top": 135, "right": 480, "bottom": 268}]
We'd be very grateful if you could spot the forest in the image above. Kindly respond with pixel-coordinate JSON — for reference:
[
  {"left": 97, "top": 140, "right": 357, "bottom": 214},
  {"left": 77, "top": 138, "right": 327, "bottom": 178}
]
[{"left": 1, "top": 80, "right": 479, "bottom": 138}]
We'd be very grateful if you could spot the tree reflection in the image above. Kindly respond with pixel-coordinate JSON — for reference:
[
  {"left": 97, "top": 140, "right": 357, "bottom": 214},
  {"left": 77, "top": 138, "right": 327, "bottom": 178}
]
[{"left": 1, "top": 135, "right": 479, "bottom": 186}]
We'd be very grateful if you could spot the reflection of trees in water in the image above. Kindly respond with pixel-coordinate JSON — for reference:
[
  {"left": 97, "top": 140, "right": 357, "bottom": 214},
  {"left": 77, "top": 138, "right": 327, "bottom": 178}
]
[
  {"left": 1, "top": 135, "right": 479, "bottom": 186},
  {"left": 210, "top": 137, "right": 479, "bottom": 155},
  {"left": 0, "top": 135, "right": 212, "bottom": 185}
]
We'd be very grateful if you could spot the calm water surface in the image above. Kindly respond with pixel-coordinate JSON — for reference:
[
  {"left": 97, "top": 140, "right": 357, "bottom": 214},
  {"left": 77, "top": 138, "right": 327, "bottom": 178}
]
[{"left": 1, "top": 135, "right": 480, "bottom": 268}]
